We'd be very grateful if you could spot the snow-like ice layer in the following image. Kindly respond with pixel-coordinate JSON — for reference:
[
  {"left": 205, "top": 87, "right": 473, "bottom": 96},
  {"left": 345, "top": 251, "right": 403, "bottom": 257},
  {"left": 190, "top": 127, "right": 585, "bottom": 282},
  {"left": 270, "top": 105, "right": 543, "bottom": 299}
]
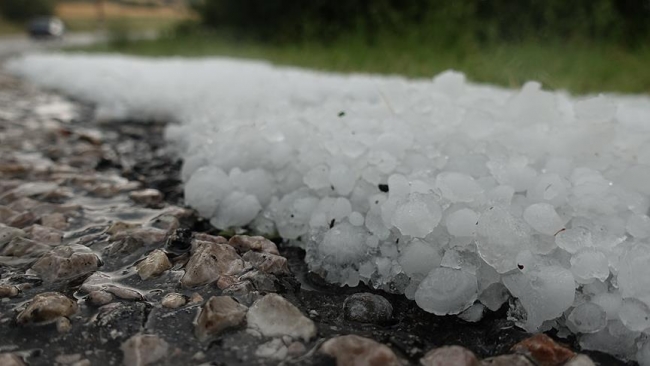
[{"left": 8, "top": 53, "right": 650, "bottom": 362}]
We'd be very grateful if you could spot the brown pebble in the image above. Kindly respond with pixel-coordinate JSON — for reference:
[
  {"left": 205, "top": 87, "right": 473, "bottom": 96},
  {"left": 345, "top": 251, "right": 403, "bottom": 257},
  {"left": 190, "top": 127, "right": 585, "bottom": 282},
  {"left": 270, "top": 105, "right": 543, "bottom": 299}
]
[
  {"left": 136, "top": 249, "right": 172, "bottom": 280},
  {"left": 17, "top": 292, "right": 78, "bottom": 325},
  {"left": 87, "top": 290, "right": 114, "bottom": 306},
  {"left": 481, "top": 354, "right": 535, "bottom": 366},
  {"left": 181, "top": 242, "right": 244, "bottom": 287},
  {"left": 287, "top": 341, "right": 307, "bottom": 357},
  {"left": 228, "top": 235, "right": 279, "bottom": 255},
  {"left": 56, "top": 317, "right": 72, "bottom": 333},
  {"left": 0, "top": 284, "right": 20, "bottom": 298},
  {"left": 189, "top": 293, "right": 203, "bottom": 304},
  {"left": 120, "top": 333, "right": 169, "bottom": 366},
  {"left": 0, "top": 353, "right": 26, "bottom": 366},
  {"left": 129, "top": 189, "right": 163, "bottom": 206},
  {"left": 195, "top": 296, "right": 248, "bottom": 341},
  {"left": 320, "top": 334, "right": 401, "bottom": 366},
  {"left": 511, "top": 334, "right": 575, "bottom": 366}
]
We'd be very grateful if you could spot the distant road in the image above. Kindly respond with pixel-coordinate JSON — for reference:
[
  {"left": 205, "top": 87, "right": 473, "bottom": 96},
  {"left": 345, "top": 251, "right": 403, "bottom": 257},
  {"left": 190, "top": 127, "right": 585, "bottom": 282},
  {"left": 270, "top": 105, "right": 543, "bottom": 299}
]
[{"left": 0, "top": 32, "right": 103, "bottom": 59}]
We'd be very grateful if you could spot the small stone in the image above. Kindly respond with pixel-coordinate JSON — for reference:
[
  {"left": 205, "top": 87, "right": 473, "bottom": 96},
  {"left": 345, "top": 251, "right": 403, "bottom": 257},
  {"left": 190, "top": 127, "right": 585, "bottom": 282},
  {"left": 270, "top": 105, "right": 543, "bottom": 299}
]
[
  {"left": 25, "top": 224, "right": 62, "bottom": 245},
  {"left": 193, "top": 232, "right": 228, "bottom": 244},
  {"left": 7, "top": 211, "right": 37, "bottom": 228},
  {"left": 238, "top": 270, "right": 276, "bottom": 293},
  {"left": 0, "top": 353, "right": 26, "bottom": 366},
  {"left": 242, "top": 251, "right": 290, "bottom": 275},
  {"left": 71, "top": 360, "right": 91, "bottom": 366},
  {"left": 164, "top": 228, "right": 194, "bottom": 255},
  {"left": 481, "top": 355, "right": 534, "bottom": 366},
  {"left": 287, "top": 341, "right": 307, "bottom": 357},
  {"left": 2, "top": 236, "right": 49, "bottom": 257},
  {"left": 55, "top": 353, "right": 82, "bottom": 364},
  {"left": 255, "top": 338, "right": 288, "bottom": 360},
  {"left": 17, "top": 292, "right": 78, "bottom": 324},
  {"left": 320, "top": 334, "right": 401, "bottom": 366},
  {"left": 420, "top": 346, "right": 479, "bottom": 366},
  {"left": 189, "top": 293, "right": 204, "bottom": 304},
  {"left": 564, "top": 355, "right": 596, "bottom": 366},
  {"left": 161, "top": 293, "right": 186, "bottom": 309},
  {"left": 41, "top": 212, "right": 68, "bottom": 230},
  {"left": 57, "top": 317, "right": 72, "bottom": 333},
  {"left": 120, "top": 333, "right": 169, "bottom": 366},
  {"left": 511, "top": 334, "right": 575, "bottom": 366},
  {"left": 192, "top": 351, "right": 205, "bottom": 361},
  {"left": 31, "top": 245, "right": 101, "bottom": 282},
  {"left": 129, "top": 189, "right": 163, "bottom": 206},
  {"left": 0, "top": 226, "right": 26, "bottom": 246},
  {"left": 247, "top": 294, "right": 316, "bottom": 341},
  {"left": 104, "top": 285, "right": 144, "bottom": 301},
  {"left": 228, "top": 235, "right": 279, "bottom": 255},
  {"left": 181, "top": 241, "right": 244, "bottom": 287},
  {"left": 136, "top": 250, "right": 171, "bottom": 280},
  {"left": 0, "top": 284, "right": 20, "bottom": 298},
  {"left": 87, "top": 290, "right": 114, "bottom": 306},
  {"left": 343, "top": 293, "right": 393, "bottom": 324},
  {"left": 195, "top": 296, "right": 248, "bottom": 341}
]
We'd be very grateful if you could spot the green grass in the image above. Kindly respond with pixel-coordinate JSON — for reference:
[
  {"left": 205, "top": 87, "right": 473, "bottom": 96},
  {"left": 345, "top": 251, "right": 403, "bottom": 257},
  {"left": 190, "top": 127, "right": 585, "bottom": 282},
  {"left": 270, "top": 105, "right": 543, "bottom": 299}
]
[
  {"left": 0, "top": 18, "right": 24, "bottom": 36},
  {"left": 62, "top": 17, "right": 181, "bottom": 33},
  {"left": 69, "top": 32, "right": 650, "bottom": 95}
]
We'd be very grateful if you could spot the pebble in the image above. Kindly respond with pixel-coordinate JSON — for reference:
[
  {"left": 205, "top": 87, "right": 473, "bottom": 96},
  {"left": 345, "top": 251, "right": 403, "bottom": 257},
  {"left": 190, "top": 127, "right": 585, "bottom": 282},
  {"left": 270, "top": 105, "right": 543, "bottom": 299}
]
[
  {"left": 0, "top": 284, "right": 20, "bottom": 298},
  {"left": 343, "top": 293, "right": 393, "bottom": 324},
  {"left": 40, "top": 212, "right": 68, "bottom": 230},
  {"left": 87, "top": 290, "right": 114, "bottom": 306},
  {"left": 242, "top": 251, "right": 290, "bottom": 275},
  {"left": 181, "top": 241, "right": 244, "bottom": 287},
  {"left": 161, "top": 293, "right": 186, "bottom": 309},
  {"left": 55, "top": 353, "right": 82, "bottom": 364},
  {"left": 0, "top": 226, "right": 26, "bottom": 246},
  {"left": 511, "top": 334, "right": 575, "bottom": 366},
  {"left": 286, "top": 341, "right": 307, "bottom": 357},
  {"left": 420, "top": 345, "right": 479, "bottom": 366},
  {"left": 319, "top": 334, "right": 401, "bottom": 366},
  {"left": 25, "top": 224, "right": 62, "bottom": 245},
  {"left": 0, "top": 353, "right": 26, "bottom": 366},
  {"left": 57, "top": 317, "right": 72, "bottom": 333},
  {"left": 136, "top": 249, "right": 172, "bottom": 280},
  {"left": 120, "top": 333, "right": 169, "bottom": 366},
  {"left": 164, "top": 228, "right": 194, "bottom": 255},
  {"left": 129, "top": 189, "right": 163, "bottom": 206},
  {"left": 195, "top": 296, "right": 248, "bottom": 341},
  {"left": 565, "top": 355, "right": 596, "bottom": 366},
  {"left": 31, "top": 245, "right": 101, "bottom": 282},
  {"left": 481, "top": 355, "right": 535, "bottom": 366},
  {"left": 16, "top": 292, "right": 78, "bottom": 324},
  {"left": 246, "top": 293, "right": 316, "bottom": 341},
  {"left": 189, "top": 293, "right": 204, "bottom": 304},
  {"left": 228, "top": 235, "right": 280, "bottom": 255}
]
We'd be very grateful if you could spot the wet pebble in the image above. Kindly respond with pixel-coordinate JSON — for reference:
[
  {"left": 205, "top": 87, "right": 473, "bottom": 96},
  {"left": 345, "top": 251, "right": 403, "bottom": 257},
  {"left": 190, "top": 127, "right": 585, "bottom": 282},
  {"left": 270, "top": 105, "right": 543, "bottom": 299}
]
[
  {"left": 420, "top": 345, "right": 479, "bottom": 366},
  {"left": 343, "top": 292, "right": 393, "bottom": 324},
  {"left": 0, "top": 226, "right": 25, "bottom": 246},
  {"left": 120, "top": 333, "right": 169, "bottom": 366},
  {"left": 86, "top": 290, "right": 113, "bottom": 306},
  {"left": 247, "top": 293, "right": 316, "bottom": 341},
  {"left": 228, "top": 235, "right": 279, "bottom": 255},
  {"left": 242, "top": 251, "right": 290, "bottom": 275},
  {"left": 255, "top": 338, "right": 288, "bottom": 360},
  {"left": 481, "top": 355, "right": 535, "bottom": 366},
  {"left": 31, "top": 245, "right": 101, "bottom": 282},
  {"left": 181, "top": 241, "right": 244, "bottom": 287},
  {"left": 0, "top": 284, "right": 20, "bottom": 298},
  {"left": 195, "top": 296, "right": 248, "bottom": 341},
  {"left": 56, "top": 316, "right": 72, "bottom": 333},
  {"left": 319, "top": 334, "right": 401, "bottom": 366},
  {"left": 129, "top": 189, "right": 163, "bottom": 206},
  {"left": 0, "top": 353, "right": 26, "bottom": 366},
  {"left": 164, "top": 228, "right": 193, "bottom": 255},
  {"left": 565, "top": 355, "right": 596, "bottom": 366},
  {"left": 136, "top": 249, "right": 171, "bottom": 280},
  {"left": 161, "top": 293, "right": 186, "bottom": 309},
  {"left": 16, "top": 292, "right": 78, "bottom": 324},
  {"left": 511, "top": 334, "right": 575, "bottom": 366}
]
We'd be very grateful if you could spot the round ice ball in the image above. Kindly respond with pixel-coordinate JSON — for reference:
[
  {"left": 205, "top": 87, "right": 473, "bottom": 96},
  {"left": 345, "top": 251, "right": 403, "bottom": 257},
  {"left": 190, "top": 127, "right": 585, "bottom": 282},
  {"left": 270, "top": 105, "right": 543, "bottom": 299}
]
[
  {"left": 567, "top": 302, "right": 607, "bottom": 334},
  {"left": 414, "top": 267, "right": 478, "bottom": 315}
]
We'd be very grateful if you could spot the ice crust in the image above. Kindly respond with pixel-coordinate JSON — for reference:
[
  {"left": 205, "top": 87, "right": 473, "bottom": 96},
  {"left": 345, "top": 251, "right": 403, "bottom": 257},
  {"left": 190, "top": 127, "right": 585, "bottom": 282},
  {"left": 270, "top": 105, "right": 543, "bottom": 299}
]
[{"left": 8, "top": 54, "right": 650, "bottom": 362}]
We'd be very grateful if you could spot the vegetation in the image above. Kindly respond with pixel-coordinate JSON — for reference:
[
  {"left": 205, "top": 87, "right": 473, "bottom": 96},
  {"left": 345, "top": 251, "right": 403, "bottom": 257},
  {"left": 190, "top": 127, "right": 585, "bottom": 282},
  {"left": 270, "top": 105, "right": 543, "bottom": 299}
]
[
  {"left": 72, "top": 30, "right": 650, "bottom": 94},
  {"left": 0, "top": 0, "right": 54, "bottom": 22}
]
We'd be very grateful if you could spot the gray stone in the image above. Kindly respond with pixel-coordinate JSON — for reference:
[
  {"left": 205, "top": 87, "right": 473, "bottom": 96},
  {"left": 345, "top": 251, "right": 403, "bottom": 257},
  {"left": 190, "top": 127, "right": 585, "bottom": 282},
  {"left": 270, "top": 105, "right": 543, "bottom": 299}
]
[
  {"left": 161, "top": 293, "right": 186, "bottom": 309},
  {"left": 195, "top": 296, "right": 248, "bottom": 341},
  {"left": 247, "top": 294, "right": 316, "bottom": 341},
  {"left": 565, "top": 355, "right": 596, "bottom": 366},
  {"left": 87, "top": 290, "right": 114, "bottom": 306},
  {"left": 420, "top": 346, "right": 479, "bottom": 366},
  {"left": 481, "top": 355, "right": 534, "bottom": 366},
  {"left": 31, "top": 245, "right": 100, "bottom": 282},
  {"left": 181, "top": 241, "right": 244, "bottom": 287},
  {"left": 343, "top": 292, "right": 393, "bottom": 324}
]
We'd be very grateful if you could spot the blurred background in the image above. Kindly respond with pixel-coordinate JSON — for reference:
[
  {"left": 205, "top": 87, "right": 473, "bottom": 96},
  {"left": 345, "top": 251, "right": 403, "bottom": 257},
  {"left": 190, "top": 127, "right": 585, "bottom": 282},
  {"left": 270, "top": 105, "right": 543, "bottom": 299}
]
[{"left": 1, "top": 0, "right": 649, "bottom": 94}]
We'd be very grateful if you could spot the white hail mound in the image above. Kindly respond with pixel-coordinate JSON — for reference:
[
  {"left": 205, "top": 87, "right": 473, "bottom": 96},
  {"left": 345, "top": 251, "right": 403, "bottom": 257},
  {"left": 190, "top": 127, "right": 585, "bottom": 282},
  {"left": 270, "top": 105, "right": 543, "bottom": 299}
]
[{"left": 7, "top": 53, "right": 650, "bottom": 363}]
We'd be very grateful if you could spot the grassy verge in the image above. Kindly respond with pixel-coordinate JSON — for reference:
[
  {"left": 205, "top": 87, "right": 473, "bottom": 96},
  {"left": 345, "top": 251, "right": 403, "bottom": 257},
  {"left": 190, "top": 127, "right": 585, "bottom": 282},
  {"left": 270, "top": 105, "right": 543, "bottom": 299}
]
[
  {"left": 70, "top": 32, "right": 650, "bottom": 95},
  {"left": 0, "top": 18, "right": 23, "bottom": 36}
]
